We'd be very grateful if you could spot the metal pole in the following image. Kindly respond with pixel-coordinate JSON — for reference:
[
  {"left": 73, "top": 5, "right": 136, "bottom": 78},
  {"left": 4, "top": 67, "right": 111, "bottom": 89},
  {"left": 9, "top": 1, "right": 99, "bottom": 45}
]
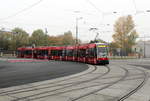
[
  {"left": 121, "top": 33, "right": 123, "bottom": 58},
  {"left": 75, "top": 18, "right": 78, "bottom": 61},
  {"left": 123, "top": 33, "right": 125, "bottom": 57},
  {"left": 75, "top": 17, "right": 82, "bottom": 45},
  {"left": 144, "top": 35, "right": 146, "bottom": 58},
  {"left": 76, "top": 18, "right": 78, "bottom": 45}
]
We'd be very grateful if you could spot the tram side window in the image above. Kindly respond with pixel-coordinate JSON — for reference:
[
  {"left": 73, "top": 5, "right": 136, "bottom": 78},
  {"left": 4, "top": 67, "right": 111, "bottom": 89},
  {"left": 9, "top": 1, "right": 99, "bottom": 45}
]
[
  {"left": 51, "top": 50, "right": 62, "bottom": 56},
  {"left": 45, "top": 50, "right": 48, "bottom": 55},
  {"left": 51, "top": 50, "right": 57, "bottom": 56},
  {"left": 37, "top": 50, "right": 42, "bottom": 55},
  {"left": 37, "top": 50, "right": 41, "bottom": 55},
  {"left": 71, "top": 50, "right": 74, "bottom": 56},
  {"left": 78, "top": 49, "right": 86, "bottom": 57},
  {"left": 39, "top": 50, "right": 48, "bottom": 56},
  {"left": 33, "top": 50, "right": 37, "bottom": 54},
  {"left": 73, "top": 49, "right": 78, "bottom": 57},
  {"left": 25, "top": 50, "right": 32, "bottom": 55},
  {"left": 44, "top": 50, "right": 48, "bottom": 56},
  {"left": 66, "top": 50, "right": 73, "bottom": 56},
  {"left": 87, "top": 49, "right": 90, "bottom": 57},
  {"left": 78, "top": 50, "right": 81, "bottom": 57},
  {"left": 17, "top": 50, "right": 22, "bottom": 57},
  {"left": 62, "top": 50, "right": 66, "bottom": 57},
  {"left": 17, "top": 50, "right": 21, "bottom": 55},
  {"left": 88, "top": 48, "right": 96, "bottom": 57},
  {"left": 82, "top": 49, "right": 86, "bottom": 57},
  {"left": 58, "top": 50, "right": 62, "bottom": 56},
  {"left": 22, "top": 51, "right": 25, "bottom": 55}
]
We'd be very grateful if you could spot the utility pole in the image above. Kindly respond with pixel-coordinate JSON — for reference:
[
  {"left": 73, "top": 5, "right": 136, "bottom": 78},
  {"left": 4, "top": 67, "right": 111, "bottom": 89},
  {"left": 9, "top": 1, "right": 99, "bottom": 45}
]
[
  {"left": 45, "top": 28, "right": 48, "bottom": 35},
  {"left": 75, "top": 17, "right": 82, "bottom": 45},
  {"left": 121, "top": 33, "right": 123, "bottom": 58},
  {"left": 143, "top": 35, "right": 146, "bottom": 58},
  {"left": 76, "top": 18, "right": 78, "bottom": 45}
]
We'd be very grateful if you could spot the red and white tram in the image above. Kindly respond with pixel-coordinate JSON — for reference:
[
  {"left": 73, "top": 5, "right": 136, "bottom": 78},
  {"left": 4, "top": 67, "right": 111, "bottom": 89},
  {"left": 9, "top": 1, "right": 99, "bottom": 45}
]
[{"left": 17, "top": 43, "right": 109, "bottom": 65}]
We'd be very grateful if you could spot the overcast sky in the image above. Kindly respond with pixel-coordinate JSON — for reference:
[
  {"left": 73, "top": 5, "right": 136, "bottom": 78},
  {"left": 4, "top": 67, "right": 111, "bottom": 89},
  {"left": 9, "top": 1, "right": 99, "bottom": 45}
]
[{"left": 0, "top": 0, "right": 150, "bottom": 42}]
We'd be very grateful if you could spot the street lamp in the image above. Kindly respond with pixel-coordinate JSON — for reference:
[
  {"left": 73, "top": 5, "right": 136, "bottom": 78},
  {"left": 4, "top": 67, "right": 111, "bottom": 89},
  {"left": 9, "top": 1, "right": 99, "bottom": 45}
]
[{"left": 76, "top": 17, "right": 83, "bottom": 45}]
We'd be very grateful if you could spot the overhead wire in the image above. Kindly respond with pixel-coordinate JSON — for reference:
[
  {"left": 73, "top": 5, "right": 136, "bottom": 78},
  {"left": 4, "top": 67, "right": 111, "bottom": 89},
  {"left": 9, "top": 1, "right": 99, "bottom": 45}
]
[
  {"left": 85, "top": 0, "right": 103, "bottom": 14},
  {"left": 0, "top": 0, "right": 44, "bottom": 21},
  {"left": 132, "top": 0, "right": 137, "bottom": 11},
  {"left": 132, "top": 0, "right": 138, "bottom": 15},
  {"left": 85, "top": 0, "right": 108, "bottom": 25}
]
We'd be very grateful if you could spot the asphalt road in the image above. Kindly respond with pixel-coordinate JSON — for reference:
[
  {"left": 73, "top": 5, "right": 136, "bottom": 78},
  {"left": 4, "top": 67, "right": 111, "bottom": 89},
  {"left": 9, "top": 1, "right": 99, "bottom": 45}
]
[
  {"left": 132, "top": 64, "right": 150, "bottom": 70},
  {"left": 0, "top": 60, "right": 88, "bottom": 88},
  {"left": 110, "top": 59, "right": 150, "bottom": 70}
]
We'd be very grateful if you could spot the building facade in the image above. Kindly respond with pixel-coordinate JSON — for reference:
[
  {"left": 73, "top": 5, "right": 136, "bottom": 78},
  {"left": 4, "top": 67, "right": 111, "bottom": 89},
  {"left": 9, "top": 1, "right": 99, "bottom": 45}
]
[{"left": 133, "top": 41, "right": 150, "bottom": 58}]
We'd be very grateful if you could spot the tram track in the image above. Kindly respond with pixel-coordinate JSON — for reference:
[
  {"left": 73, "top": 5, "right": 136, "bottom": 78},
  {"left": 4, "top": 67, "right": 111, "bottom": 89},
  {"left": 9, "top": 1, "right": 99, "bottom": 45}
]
[
  {"left": 63, "top": 65, "right": 147, "bottom": 101},
  {"left": 0, "top": 65, "right": 104, "bottom": 95},
  {"left": 29, "top": 72, "right": 147, "bottom": 101},
  {"left": 117, "top": 66, "right": 148, "bottom": 101},
  {"left": 9, "top": 65, "right": 110, "bottom": 101},
  {"left": 1, "top": 64, "right": 148, "bottom": 101},
  {"left": 65, "top": 65, "right": 129, "bottom": 101},
  {"left": 0, "top": 64, "right": 96, "bottom": 95},
  {"left": 11, "top": 65, "right": 128, "bottom": 101}
]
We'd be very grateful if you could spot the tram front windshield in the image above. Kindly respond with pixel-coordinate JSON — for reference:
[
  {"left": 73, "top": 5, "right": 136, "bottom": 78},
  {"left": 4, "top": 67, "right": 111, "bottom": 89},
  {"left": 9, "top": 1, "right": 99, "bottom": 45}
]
[{"left": 97, "top": 45, "right": 108, "bottom": 57}]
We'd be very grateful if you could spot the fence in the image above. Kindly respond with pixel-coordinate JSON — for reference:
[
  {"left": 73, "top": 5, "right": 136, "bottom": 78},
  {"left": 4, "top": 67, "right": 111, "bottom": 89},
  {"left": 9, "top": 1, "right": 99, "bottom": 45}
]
[
  {"left": 108, "top": 52, "right": 143, "bottom": 59},
  {"left": 0, "top": 50, "right": 16, "bottom": 57}
]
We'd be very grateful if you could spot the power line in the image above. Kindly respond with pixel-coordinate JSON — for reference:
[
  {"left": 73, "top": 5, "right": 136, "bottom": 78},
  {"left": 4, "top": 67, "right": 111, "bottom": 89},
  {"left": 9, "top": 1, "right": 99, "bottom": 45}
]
[
  {"left": 85, "top": 0, "right": 103, "bottom": 14},
  {"left": 0, "top": 0, "right": 44, "bottom": 21},
  {"left": 65, "top": 9, "right": 98, "bottom": 16},
  {"left": 132, "top": 0, "right": 137, "bottom": 13}
]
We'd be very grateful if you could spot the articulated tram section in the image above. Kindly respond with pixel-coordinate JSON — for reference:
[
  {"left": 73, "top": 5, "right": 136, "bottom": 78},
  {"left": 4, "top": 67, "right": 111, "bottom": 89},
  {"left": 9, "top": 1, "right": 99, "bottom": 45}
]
[{"left": 17, "top": 43, "right": 109, "bottom": 65}]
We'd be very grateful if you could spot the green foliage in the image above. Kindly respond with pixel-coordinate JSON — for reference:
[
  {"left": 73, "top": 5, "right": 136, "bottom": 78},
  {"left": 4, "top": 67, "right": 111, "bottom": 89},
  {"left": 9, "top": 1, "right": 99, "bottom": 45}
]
[
  {"left": 48, "top": 31, "right": 76, "bottom": 46},
  {"left": 30, "top": 29, "right": 49, "bottom": 46},
  {"left": 11, "top": 28, "right": 29, "bottom": 50},
  {"left": 62, "top": 31, "right": 76, "bottom": 45},
  {"left": 0, "top": 31, "right": 12, "bottom": 50},
  {"left": 0, "top": 28, "right": 29, "bottom": 50},
  {"left": 0, "top": 28, "right": 80, "bottom": 51}
]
